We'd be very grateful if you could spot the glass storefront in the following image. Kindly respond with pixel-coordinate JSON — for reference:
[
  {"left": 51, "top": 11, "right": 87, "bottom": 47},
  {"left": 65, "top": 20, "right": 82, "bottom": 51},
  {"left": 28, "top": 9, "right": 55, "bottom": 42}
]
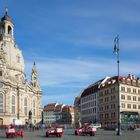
[{"left": 121, "top": 112, "right": 140, "bottom": 130}]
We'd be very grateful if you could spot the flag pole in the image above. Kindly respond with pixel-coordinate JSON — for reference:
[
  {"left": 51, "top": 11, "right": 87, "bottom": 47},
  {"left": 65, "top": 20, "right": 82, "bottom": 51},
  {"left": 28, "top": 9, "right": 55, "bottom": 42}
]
[{"left": 113, "top": 35, "right": 121, "bottom": 135}]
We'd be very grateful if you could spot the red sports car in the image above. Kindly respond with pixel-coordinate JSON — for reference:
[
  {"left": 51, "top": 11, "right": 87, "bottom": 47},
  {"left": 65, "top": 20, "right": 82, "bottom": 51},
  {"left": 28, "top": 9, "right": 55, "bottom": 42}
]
[
  {"left": 75, "top": 126, "right": 96, "bottom": 136},
  {"left": 46, "top": 127, "right": 64, "bottom": 137},
  {"left": 5, "top": 127, "right": 24, "bottom": 138}
]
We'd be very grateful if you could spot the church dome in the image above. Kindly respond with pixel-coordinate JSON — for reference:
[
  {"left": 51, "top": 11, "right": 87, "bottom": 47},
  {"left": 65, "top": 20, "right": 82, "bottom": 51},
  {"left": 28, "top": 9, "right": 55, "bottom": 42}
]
[
  {"left": 1, "top": 8, "right": 12, "bottom": 23},
  {"left": 1, "top": 15, "right": 12, "bottom": 22}
]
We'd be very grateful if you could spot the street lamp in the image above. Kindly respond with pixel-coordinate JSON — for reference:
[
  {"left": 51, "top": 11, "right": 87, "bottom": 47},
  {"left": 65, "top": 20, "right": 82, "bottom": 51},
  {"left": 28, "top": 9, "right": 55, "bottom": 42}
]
[
  {"left": 42, "top": 111, "right": 44, "bottom": 124},
  {"left": 113, "top": 35, "right": 121, "bottom": 135}
]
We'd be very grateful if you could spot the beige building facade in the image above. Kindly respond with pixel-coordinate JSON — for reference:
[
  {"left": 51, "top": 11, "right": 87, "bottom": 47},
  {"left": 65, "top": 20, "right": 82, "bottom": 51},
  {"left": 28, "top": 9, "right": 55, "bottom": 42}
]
[
  {"left": 0, "top": 9, "right": 42, "bottom": 125},
  {"left": 98, "top": 75, "right": 140, "bottom": 129}
]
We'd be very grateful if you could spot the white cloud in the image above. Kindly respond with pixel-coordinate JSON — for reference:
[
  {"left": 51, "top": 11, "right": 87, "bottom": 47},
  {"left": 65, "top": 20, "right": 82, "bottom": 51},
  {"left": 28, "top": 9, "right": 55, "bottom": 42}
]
[
  {"left": 42, "top": 94, "right": 76, "bottom": 106},
  {"left": 25, "top": 56, "right": 140, "bottom": 106},
  {"left": 25, "top": 57, "right": 140, "bottom": 88}
]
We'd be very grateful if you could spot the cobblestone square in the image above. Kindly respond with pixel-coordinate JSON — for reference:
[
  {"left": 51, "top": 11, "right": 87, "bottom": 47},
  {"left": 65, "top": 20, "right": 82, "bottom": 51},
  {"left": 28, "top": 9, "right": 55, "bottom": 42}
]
[{"left": 0, "top": 129, "right": 140, "bottom": 140}]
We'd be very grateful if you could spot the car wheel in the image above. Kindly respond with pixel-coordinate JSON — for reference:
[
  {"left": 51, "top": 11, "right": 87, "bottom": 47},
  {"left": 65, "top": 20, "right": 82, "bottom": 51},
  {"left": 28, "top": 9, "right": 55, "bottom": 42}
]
[
  {"left": 6, "top": 134, "right": 9, "bottom": 138},
  {"left": 90, "top": 132, "right": 95, "bottom": 136},
  {"left": 46, "top": 133, "right": 49, "bottom": 137},
  {"left": 79, "top": 132, "right": 82, "bottom": 135},
  {"left": 75, "top": 131, "right": 78, "bottom": 135}
]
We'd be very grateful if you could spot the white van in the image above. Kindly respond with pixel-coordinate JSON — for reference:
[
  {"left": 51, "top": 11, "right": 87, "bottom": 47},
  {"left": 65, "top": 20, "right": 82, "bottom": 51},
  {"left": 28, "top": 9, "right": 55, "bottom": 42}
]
[{"left": 89, "top": 123, "right": 101, "bottom": 129}]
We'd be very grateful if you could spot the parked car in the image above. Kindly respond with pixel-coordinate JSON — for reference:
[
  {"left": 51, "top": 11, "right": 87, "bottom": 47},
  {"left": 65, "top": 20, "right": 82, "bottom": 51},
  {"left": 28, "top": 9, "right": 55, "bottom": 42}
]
[
  {"left": 89, "top": 123, "right": 101, "bottom": 129},
  {"left": 75, "top": 126, "right": 96, "bottom": 136},
  {"left": 46, "top": 127, "right": 64, "bottom": 137}
]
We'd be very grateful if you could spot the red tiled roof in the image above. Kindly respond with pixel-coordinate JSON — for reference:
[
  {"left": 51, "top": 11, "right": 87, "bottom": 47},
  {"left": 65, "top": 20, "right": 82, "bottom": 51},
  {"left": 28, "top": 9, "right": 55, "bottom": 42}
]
[
  {"left": 44, "top": 103, "right": 57, "bottom": 111},
  {"left": 55, "top": 104, "right": 64, "bottom": 112}
]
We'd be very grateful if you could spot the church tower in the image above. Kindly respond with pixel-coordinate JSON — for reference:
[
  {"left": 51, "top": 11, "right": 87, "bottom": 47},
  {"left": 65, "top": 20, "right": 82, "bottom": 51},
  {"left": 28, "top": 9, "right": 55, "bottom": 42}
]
[
  {"left": 0, "top": 9, "right": 42, "bottom": 126},
  {"left": 0, "top": 8, "right": 25, "bottom": 80},
  {"left": 0, "top": 8, "right": 14, "bottom": 43},
  {"left": 31, "top": 62, "right": 40, "bottom": 89}
]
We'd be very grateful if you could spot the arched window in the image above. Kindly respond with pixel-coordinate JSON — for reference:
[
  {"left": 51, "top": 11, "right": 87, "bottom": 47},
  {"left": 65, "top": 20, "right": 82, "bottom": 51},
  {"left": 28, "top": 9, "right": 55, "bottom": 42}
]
[
  {"left": 8, "top": 25, "right": 12, "bottom": 35},
  {"left": 12, "top": 95, "right": 15, "bottom": 114},
  {"left": 33, "top": 100, "right": 35, "bottom": 116},
  {"left": 24, "top": 98, "right": 27, "bottom": 115},
  {"left": 0, "top": 25, "right": 5, "bottom": 35},
  {"left": 0, "top": 94, "right": 3, "bottom": 112},
  {"left": 0, "top": 71, "right": 2, "bottom": 76}
]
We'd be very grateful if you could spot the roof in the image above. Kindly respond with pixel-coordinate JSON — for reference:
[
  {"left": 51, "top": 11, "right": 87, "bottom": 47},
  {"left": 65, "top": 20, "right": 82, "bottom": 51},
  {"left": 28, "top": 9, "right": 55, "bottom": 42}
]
[
  {"left": 62, "top": 105, "right": 74, "bottom": 112},
  {"left": 55, "top": 104, "right": 64, "bottom": 112},
  {"left": 80, "top": 74, "right": 140, "bottom": 98},
  {"left": 1, "top": 9, "right": 12, "bottom": 23},
  {"left": 44, "top": 103, "right": 57, "bottom": 111},
  {"left": 81, "top": 77, "right": 110, "bottom": 98}
]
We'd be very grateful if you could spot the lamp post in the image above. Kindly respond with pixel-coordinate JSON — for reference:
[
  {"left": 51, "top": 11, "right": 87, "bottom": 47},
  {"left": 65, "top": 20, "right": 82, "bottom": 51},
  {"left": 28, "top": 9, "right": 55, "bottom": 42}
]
[
  {"left": 42, "top": 111, "right": 44, "bottom": 124},
  {"left": 113, "top": 35, "right": 121, "bottom": 135}
]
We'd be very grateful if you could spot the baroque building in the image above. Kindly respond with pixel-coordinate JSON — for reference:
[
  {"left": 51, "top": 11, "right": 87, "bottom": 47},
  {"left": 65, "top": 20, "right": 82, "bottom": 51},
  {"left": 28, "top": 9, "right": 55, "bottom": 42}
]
[{"left": 0, "top": 9, "right": 42, "bottom": 125}]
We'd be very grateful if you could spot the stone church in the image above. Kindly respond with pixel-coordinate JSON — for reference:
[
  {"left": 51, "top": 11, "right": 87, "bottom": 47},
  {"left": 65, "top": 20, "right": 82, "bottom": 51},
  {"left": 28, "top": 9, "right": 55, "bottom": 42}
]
[{"left": 0, "top": 9, "right": 42, "bottom": 126}]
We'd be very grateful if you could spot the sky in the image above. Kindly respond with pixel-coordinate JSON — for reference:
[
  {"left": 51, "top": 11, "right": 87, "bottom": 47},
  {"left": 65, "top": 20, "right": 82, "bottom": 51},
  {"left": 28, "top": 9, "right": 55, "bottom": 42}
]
[{"left": 0, "top": 0, "right": 140, "bottom": 106}]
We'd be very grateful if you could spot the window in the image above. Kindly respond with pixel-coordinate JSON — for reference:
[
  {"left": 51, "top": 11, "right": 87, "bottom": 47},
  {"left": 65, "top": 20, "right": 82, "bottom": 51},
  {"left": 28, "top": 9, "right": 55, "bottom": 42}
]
[
  {"left": 133, "top": 104, "right": 137, "bottom": 109},
  {"left": 138, "top": 90, "right": 140, "bottom": 94},
  {"left": 121, "top": 95, "right": 125, "bottom": 100},
  {"left": 121, "top": 103, "right": 125, "bottom": 108},
  {"left": 121, "top": 86, "right": 125, "bottom": 92},
  {"left": 113, "top": 87, "right": 115, "bottom": 91},
  {"left": 127, "top": 104, "right": 131, "bottom": 109},
  {"left": 0, "top": 71, "right": 2, "bottom": 76},
  {"left": 127, "top": 88, "right": 131, "bottom": 93},
  {"left": 0, "top": 25, "right": 5, "bottom": 34},
  {"left": 33, "top": 100, "right": 35, "bottom": 116},
  {"left": 127, "top": 96, "right": 131, "bottom": 100},
  {"left": 0, "top": 93, "right": 3, "bottom": 112},
  {"left": 133, "top": 88, "right": 137, "bottom": 93},
  {"left": 8, "top": 26, "right": 12, "bottom": 35},
  {"left": 113, "top": 104, "right": 115, "bottom": 109},
  {"left": 99, "top": 99, "right": 103, "bottom": 103},
  {"left": 138, "top": 97, "right": 140, "bottom": 101},
  {"left": 111, "top": 95, "right": 115, "bottom": 100},
  {"left": 113, "top": 112, "right": 115, "bottom": 118},
  {"left": 133, "top": 96, "right": 136, "bottom": 101},
  {"left": 24, "top": 98, "right": 27, "bottom": 115},
  {"left": 12, "top": 95, "right": 15, "bottom": 114}
]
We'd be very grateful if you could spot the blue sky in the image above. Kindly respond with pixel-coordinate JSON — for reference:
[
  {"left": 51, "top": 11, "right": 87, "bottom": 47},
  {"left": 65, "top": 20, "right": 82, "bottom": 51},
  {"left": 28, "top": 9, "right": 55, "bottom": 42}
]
[{"left": 0, "top": 0, "right": 140, "bottom": 106}]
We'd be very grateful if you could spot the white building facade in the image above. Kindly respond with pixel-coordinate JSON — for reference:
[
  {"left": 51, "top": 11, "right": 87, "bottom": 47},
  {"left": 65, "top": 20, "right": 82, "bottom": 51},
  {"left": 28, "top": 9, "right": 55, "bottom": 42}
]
[
  {"left": 0, "top": 9, "right": 42, "bottom": 126},
  {"left": 80, "top": 77, "right": 110, "bottom": 124}
]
